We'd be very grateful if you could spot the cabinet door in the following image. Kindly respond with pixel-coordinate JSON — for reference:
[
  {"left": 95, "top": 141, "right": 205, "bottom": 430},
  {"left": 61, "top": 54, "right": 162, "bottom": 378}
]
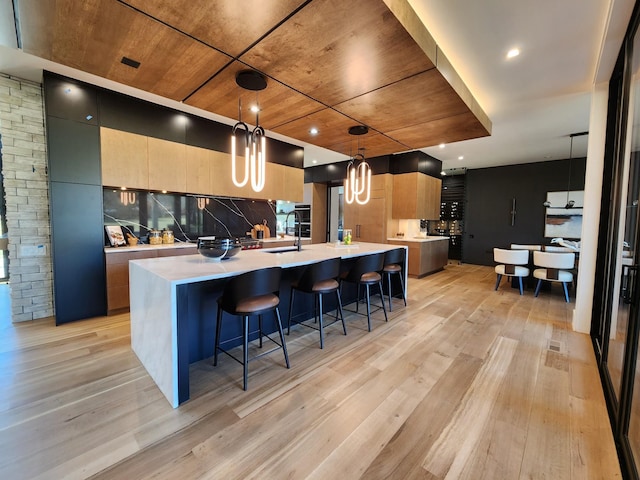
[
  {"left": 185, "top": 145, "right": 211, "bottom": 195},
  {"left": 148, "top": 137, "right": 187, "bottom": 193},
  {"left": 425, "top": 175, "right": 443, "bottom": 220},
  {"left": 392, "top": 173, "right": 418, "bottom": 219},
  {"left": 355, "top": 197, "right": 385, "bottom": 243},
  {"left": 284, "top": 166, "right": 304, "bottom": 202},
  {"left": 100, "top": 127, "right": 149, "bottom": 189}
]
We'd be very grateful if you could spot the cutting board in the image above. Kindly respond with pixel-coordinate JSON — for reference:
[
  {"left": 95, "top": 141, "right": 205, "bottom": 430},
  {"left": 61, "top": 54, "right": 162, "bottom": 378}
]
[{"left": 251, "top": 220, "right": 270, "bottom": 239}]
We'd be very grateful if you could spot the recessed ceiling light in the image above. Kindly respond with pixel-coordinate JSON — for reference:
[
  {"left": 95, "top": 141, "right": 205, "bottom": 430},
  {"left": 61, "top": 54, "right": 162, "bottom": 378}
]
[
  {"left": 458, "top": 156, "right": 464, "bottom": 160},
  {"left": 310, "top": 128, "right": 318, "bottom": 135},
  {"left": 506, "top": 48, "right": 520, "bottom": 59},
  {"left": 312, "top": 159, "right": 317, "bottom": 164},
  {"left": 440, "top": 170, "right": 447, "bottom": 176},
  {"left": 250, "top": 105, "right": 260, "bottom": 113},
  {"left": 439, "top": 143, "right": 445, "bottom": 149}
]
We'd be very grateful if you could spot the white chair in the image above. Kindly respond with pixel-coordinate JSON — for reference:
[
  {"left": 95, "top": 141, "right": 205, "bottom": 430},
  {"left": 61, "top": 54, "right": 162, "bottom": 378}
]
[
  {"left": 543, "top": 245, "right": 574, "bottom": 253},
  {"left": 494, "top": 248, "right": 530, "bottom": 295},
  {"left": 532, "top": 251, "right": 575, "bottom": 303},
  {"left": 510, "top": 244, "right": 541, "bottom": 251}
]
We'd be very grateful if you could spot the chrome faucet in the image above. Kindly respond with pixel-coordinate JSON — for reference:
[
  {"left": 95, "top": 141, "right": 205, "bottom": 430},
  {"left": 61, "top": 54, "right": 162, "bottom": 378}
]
[{"left": 285, "top": 210, "right": 302, "bottom": 251}]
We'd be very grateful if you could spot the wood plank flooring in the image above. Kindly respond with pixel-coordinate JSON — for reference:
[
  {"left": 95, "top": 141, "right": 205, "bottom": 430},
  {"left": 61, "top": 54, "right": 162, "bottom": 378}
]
[{"left": 0, "top": 264, "right": 621, "bottom": 479}]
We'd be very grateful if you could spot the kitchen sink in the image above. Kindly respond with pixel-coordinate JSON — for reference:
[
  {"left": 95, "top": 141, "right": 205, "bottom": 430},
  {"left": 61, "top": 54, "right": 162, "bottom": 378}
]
[{"left": 263, "top": 247, "right": 302, "bottom": 254}]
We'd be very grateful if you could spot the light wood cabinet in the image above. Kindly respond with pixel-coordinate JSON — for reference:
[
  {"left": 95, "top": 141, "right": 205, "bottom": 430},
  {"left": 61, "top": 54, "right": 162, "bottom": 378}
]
[
  {"left": 344, "top": 174, "right": 393, "bottom": 244},
  {"left": 185, "top": 145, "right": 212, "bottom": 195},
  {"left": 105, "top": 246, "right": 197, "bottom": 314},
  {"left": 148, "top": 137, "right": 187, "bottom": 192},
  {"left": 392, "top": 172, "right": 442, "bottom": 220},
  {"left": 387, "top": 238, "right": 449, "bottom": 277},
  {"left": 100, "top": 127, "right": 149, "bottom": 189},
  {"left": 284, "top": 166, "right": 304, "bottom": 202},
  {"left": 101, "top": 127, "right": 304, "bottom": 201}
]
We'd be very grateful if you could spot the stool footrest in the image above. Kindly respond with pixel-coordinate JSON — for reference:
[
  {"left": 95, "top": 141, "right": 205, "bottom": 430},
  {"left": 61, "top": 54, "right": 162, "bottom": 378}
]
[{"left": 216, "top": 332, "right": 286, "bottom": 366}]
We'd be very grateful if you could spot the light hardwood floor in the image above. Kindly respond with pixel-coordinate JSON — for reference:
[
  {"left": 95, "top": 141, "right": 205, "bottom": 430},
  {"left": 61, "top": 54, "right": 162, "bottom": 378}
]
[{"left": 0, "top": 264, "right": 621, "bottom": 479}]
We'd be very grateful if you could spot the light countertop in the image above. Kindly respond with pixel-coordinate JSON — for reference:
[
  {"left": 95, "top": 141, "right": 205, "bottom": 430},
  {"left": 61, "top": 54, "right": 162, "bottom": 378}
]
[
  {"left": 387, "top": 236, "right": 450, "bottom": 243},
  {"left": 104, "top": 235, "right": 309, "bottom": 254},
  {"left": 129, "top": 242, "right": 400, "bottom": 285}
]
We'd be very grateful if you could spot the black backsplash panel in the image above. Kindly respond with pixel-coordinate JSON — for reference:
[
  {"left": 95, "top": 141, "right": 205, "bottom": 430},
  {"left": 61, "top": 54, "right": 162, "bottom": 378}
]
[{"left": 103, "top": 189, "right": 277, "bottom": 243}]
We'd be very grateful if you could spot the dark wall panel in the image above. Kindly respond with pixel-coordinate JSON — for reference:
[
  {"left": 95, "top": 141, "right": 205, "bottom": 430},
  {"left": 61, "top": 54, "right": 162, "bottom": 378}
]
[
  {"left": 43, "top": 73, "right": 98, "bottom": 125},
  {"left": 463, "top": 158, "right": 587, "bottom": 265},
  {"left": 98, "top": 91, "right": 187, "bottom": 143},
  {"left": 47, "top": 117, "right": 101, "bottom": 185},
  {"left": 50, "top": 182, "right": 106, "bottom": 324}
]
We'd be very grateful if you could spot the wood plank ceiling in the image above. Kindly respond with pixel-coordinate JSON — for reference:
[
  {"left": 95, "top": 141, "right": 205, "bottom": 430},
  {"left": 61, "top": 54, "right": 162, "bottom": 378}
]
[{"left": 17, "top": 0, "right": 492, "bottom": 159}]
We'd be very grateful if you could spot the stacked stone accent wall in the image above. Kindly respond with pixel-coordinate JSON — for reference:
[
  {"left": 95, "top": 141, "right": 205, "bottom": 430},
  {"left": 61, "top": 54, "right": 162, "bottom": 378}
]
[{"left": 0, "top": 73, "right": 53, "bottom": 322}]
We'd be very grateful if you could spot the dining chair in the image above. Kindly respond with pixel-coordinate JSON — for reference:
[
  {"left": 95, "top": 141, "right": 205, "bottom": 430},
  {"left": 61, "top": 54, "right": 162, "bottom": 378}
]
[
  {"left": 494, "top": 248, "right": 530, "bottom": 295},
  {"left": 532, "top": 251, "right": 576, "bottom": 303}
]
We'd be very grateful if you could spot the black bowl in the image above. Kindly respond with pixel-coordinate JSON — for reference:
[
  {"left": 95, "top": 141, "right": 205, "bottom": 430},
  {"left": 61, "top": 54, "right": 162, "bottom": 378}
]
[{"left": 197, "top": 237, "right": 242, "bottom": 260}]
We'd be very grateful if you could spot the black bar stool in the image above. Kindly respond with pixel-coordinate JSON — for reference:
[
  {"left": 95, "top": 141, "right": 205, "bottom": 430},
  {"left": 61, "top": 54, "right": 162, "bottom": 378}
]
[
  {"left": 214, "top": 267, "right": 290, "bottom": 390},
  {"left": 339, "top": 252, "right": 388, "bottom": 331},
  {"left": 287, "top": 257, "right": 347, "bottom": 349},
  {"left": 383, "top": 248, "right": 407, "bottom": 311}
]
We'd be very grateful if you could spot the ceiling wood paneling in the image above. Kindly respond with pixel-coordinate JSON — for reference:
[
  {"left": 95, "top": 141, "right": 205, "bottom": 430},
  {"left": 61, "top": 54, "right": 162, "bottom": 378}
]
[{"left": 16, "top": 0, "right": 491, "bottom": 159}]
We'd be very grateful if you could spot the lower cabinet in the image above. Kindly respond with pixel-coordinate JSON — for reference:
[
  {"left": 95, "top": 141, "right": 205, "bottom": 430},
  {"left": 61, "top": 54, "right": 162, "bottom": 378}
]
[
  {"left": 105, "top": 246, "right": 196, "bottom": 314},
  {"left": 387, "top": 239, "right": 449, "bottom": 277}
]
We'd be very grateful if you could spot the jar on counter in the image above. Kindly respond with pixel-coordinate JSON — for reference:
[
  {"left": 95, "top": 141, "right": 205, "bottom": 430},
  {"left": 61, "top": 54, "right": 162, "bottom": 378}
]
[
  {"left": 148, "top": 230, "right": 162, "bottom": 245},
  {"left": 162, "top": 230, "right": 174, "bottom": 244}
]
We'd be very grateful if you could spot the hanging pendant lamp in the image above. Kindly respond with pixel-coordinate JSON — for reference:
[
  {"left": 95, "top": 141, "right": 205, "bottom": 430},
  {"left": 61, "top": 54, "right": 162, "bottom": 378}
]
[
  {"left": 231, "top": 70, "right": 267, "bottom": 193},
  {"left": 344, "top": 125, "right": 371, "bottom": 205},
  {"left": 542, "top": 131, "right": 588, "bottom": 209}
]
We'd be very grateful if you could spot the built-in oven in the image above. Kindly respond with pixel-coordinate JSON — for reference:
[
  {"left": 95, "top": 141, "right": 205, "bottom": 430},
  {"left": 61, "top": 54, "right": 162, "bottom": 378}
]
[{"left": 294, "top": 204, "right": 311, "bottom": 238}]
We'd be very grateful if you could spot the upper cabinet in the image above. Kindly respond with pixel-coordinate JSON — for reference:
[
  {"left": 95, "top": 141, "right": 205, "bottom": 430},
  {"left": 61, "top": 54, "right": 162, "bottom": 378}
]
[
  {"left": 148, "top": 137, "right": 186, "bottom": 193},
  {"left": 185, "top": 145, "right": 212, "bottom": 195},
  {"left": 392, "top": 172, "right": 442, "bottom": 220},
  {"left": 100, "top": 127, "right": 303, "bottom": 201},
  {"left": 100, "top": 127, "right": 149, "bottom": 189}
]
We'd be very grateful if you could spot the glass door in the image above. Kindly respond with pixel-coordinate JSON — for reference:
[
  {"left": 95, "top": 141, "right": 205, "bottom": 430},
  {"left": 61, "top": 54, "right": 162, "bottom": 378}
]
[{"left": 622, "top": 26, "right": 640, "bottom": 468}]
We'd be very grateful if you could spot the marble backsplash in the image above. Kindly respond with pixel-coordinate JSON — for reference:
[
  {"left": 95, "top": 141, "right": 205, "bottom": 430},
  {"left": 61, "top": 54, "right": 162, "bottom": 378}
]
[{"left": 103, "top": 189, "right": 278, "bottom": 244}]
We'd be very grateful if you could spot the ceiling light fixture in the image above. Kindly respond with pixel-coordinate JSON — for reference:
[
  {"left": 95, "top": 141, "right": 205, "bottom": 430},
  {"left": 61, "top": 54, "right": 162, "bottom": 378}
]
[
  {"left": 310, "top": 127, "right": 318, "bottom": 135},
  {"left": 543, "top": 131, "right": 588, "bottom": 208},
  {"left": 231, "top": 70, "right": 268, "bottom": 192},
  {"left": 439, "top": 143, "right": 445, "bottom": 149},
  {"left": 345, "top": 125, "right": 371, "bottom": 205},
  {"left": 506, "top": 48, "right": 520, "bottom": 59}
]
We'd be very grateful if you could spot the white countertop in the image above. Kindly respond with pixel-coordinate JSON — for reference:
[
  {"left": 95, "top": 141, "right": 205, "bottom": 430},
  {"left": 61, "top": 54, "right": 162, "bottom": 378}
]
[
  {"left": 104, "top": 235, "right": 309, "bottom": 254},
  {"left": 387, "top": 236, "right": 450, "bottom": 243},
  {"left": 130, "top": 242, "right": 399, "bottom": 285}
]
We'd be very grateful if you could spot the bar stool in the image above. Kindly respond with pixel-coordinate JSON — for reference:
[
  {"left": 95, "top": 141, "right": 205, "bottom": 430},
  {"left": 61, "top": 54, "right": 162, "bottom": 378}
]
[
  {"left": 287, "top": 257, "right": 347, "bottom": 349},
  {"left": 339, "top": 252, "right": 388, "bottom": 331},
  {"left": 382, "top": 248, "right": 407, "bottom": 311},
  {"left": 214, "top": 267, "right": 290, "bottom": 390}
]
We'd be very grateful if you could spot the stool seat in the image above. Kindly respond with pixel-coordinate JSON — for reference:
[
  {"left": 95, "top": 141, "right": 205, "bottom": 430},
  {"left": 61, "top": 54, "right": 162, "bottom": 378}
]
[
  {"left": 288, "top": 258, "right": 346, "bottom": 349},
  {"left": 383, "top": 264, "right": 402, "bottom": 273},
  {"left": 382, "top": 249, "right": 407, "bottom": 311},
  {"left": 339, "top": 252, "right": 388, "bottom": 331},
  {"left": 309, "top": 278, "right": 339, "bottom": 294},
  {"left": 214, "top": 267, "right": 290, "bottom": 390},
  {"left": 235, "top": 294, "right": 279, "bottom": 314}
]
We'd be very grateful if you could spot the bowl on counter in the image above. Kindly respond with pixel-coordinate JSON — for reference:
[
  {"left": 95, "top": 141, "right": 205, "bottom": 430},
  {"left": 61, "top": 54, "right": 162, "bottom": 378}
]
[{"left": 197, "top": 236, "right": 242, "bottom": 260}]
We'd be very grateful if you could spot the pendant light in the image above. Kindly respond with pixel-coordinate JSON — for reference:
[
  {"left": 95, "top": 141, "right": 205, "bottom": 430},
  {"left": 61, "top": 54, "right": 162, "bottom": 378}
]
[
  {"left": 543, "top": 131, "right": 588, "bottom": 209},
  {"left": 231, "top": 70, "right": 267, "bottom": 193},
  {"left": 344, "top": 125, "right": 371, "bottom": 205}
]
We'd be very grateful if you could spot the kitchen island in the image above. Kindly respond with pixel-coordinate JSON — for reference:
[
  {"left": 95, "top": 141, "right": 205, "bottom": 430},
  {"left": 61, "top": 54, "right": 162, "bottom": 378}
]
[
  {"left": 129, "top": 242, "right": 406, "bottom": 407},
  {"left": 387, "top": 236, "right": 449, "bottom": 277}
]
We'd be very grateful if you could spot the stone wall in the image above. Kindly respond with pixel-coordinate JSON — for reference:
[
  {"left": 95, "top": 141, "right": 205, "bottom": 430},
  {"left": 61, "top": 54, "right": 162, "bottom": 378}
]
[{"left": 0, "top": 73, "right": 53, "bottom": 322}]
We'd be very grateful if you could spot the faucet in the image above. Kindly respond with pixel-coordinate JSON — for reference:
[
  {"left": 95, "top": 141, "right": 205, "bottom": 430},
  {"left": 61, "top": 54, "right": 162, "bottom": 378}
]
[{"left": 285, "top": 210, "right": 302, "bottom": 251}]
